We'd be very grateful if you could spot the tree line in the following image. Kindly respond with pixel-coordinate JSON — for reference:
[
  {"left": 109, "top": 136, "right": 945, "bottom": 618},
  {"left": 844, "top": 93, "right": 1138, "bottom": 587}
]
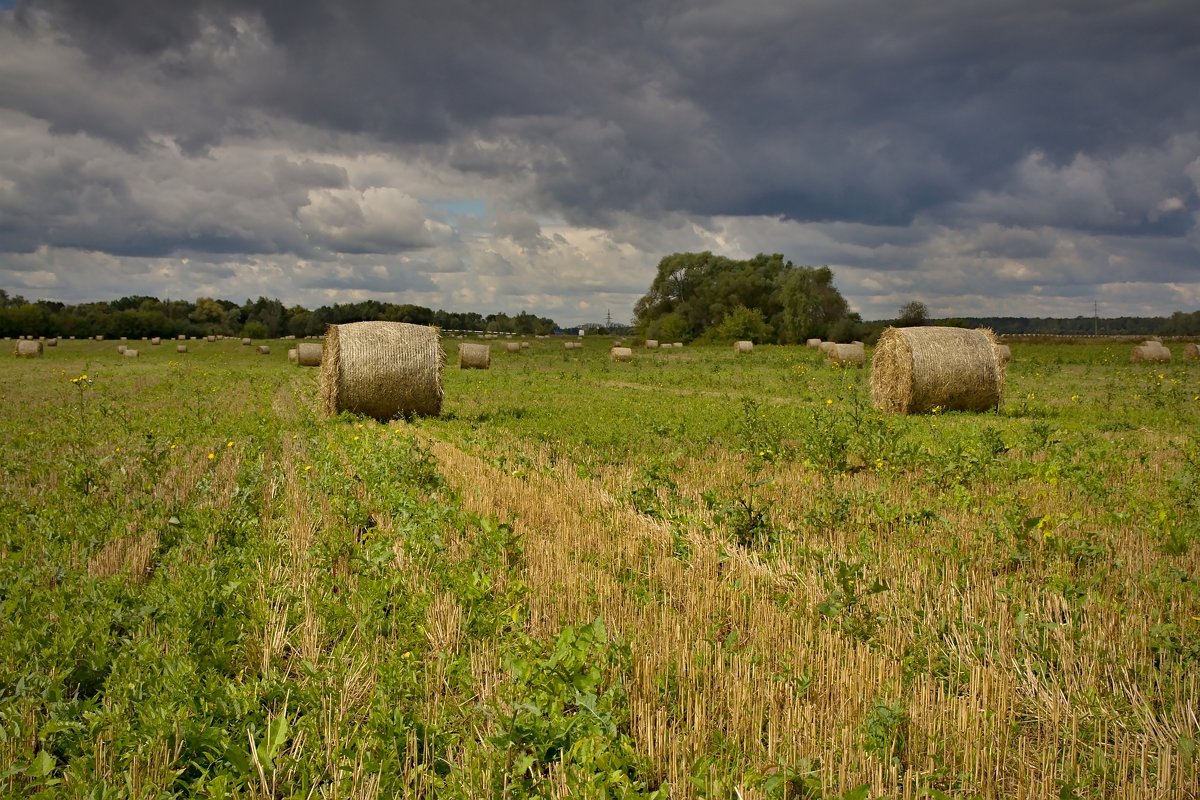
[{"left": 0, "top": 290, "right": 558, "bottom": 339}]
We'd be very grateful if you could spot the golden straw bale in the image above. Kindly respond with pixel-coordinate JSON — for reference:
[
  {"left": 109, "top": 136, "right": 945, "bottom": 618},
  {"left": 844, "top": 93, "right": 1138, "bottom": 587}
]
[
  {"left": 45, "top": 338, "right": 57, "bottom": 347},
  {"left": 996, "top": 344, "right": 1011, "bottom": 363},
  {"left": 611, "top": 346, "right": 633, "bottom": 362},
  {"left": 1183, "top": 343, "right": 1199, "bottom": 361},
  {"left": 734, "top": 340, "right": 754, "bottom": 354},
  {"left": 806, "top": 338, "right": 822, "bottom": 348},
  {"left": 297, "top": 343, "right": 322, "bottom": 367},
  {"left": 94, "top": 335, "right": 104, "bottom": 341},
  {"left": 257, "top": 345, "right": 271, "bottom": 355},
  {"left": 520, "top": 342, "right": 530, "bottom": 349},
  {"left": 828, "top": 342, "right": 865, "bottom": 367},
  {"left": 871, "top": 326, "right": 1004, "bottom": 414},
  {"left": 151, "top": 337, "right": 161, "bottom": 345},
  {"left": 176, "top": 344, "right": 187, "bottom": 353},
  {"left": 645, "top": 339, "right": 659, "bottom": 349},
  {"left": 117, "top": 345, "right": 126, "bottom": 354},
  {"left": 206, "top": 335, "right": 217, "bottom": 342},
  {"left": 242, "top": 338, "right": 252, "bottom": 346},
  {"left": 288, "top": 348, "right": 298, "bottom": 363},
  {"left": 319, "top": 321, "right": 443, "bottom": 420},
  {"left": 123, "top": 349, "right": 139, "bottom": 358},
  {"left": 459, "top": 342, "right": 490, "bottom": 369},
  {"left": 819, "top": 341, "right": 837, "bottom": 355},
  {"left": 14, "top": 340, "right": 42, "bottom": 357},
  {"left": 1131, "top": 343, "right": 1170, "bottom": 363},
  {"left": 505, "top": 342, "right": 521, "bottom": 353}
]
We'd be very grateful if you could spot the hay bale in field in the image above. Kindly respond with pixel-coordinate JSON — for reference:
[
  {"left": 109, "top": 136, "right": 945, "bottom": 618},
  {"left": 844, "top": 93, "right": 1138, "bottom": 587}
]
[
  {"left": 14, "top": 340, "right": 43, "bottom": 357},
  {"left": 734, "top": 340, "right": 754, "bottom": 354},
  {"left": 177, "top": 334, "right": 185, "bottom": 340},
  {"left": 819, "top": 341, "right": 837, "bottom": 355},
  {"left": 176, "top": 344, "right": 187, "bottom": 353},
  {"left": 806, "top": 338, "right": 822, "bottom": 348},
  {"left": 288, "top": 348, "right": 298, "bottom": 363},
  {"left": 828, "top": 342, "right": 865, "bottom": 367},
  {"left": 995, "top": 344, "right": 1011, "bottom": 362},
  {"left": 150, "top": 337, "right": 161, "bottom": 346},
  {"left": 117, "top": 345, "right": 126, "bottom": 354},
  {"left": 611, "top": 346, "right": 633, "bottom": 362},
  {"left": 1183, "top": 343, "right": 1199, "bottom": 360},
  {"left": 459, "top": 342, "right": 490, "bottom": 369},
  {"left": 1131, "top": 343, "right": 1170, "bottom": 363},
  {"left": 871, "top": 326, "right": 1004, "bottom": 414},
  {"left": 297, "top": 343, "right": 323, "bottom": 367},
  {"left": 242, "top": 338, "right": 252, "bottom": 346},
  {"left": 645, "top": 339, "right": 659, "bottom": 349},
  {"left": 94, "top": 335, "right": 104, "bottom": 341},
  {"left": 672, "top": 342, "right": 683, "bottom": 348},
  {"left": 257, "top": 345, "right": 271, "bottom": 355},
  {"left": 45, "top": 338, "right": 57, "bottom": 347},
  {"left": 123, "top": 349, "right": 139, "bottom": 358},
  {"left": 319, "top": 321, "right": 443, "bottom": 420},
  {"left": 520, "top": 341, "right": 530, "bottom": 349},
  {"left": 505, "top": 342, "right": 521, "bottom": 353},
  {"left": 206, "top": 335, "right": 217, "bottom": 342}
]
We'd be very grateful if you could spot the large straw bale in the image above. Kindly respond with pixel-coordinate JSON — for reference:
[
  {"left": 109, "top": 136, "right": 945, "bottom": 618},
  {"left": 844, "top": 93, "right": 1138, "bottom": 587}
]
[
  {"left": 242, "top": 338, "right": 252, "bottom": 346},
  {"left": 828, "top": 342, "right": 865, "bottom": 367},
  {"left": 257, "top": 345, "right": 271, "bottom": 355},
  {"left": 645, "top": 339, "right": 659, "bottom": 349},
  {"left": 871, "top": 326, "right": 1004, "bottom": 414},
  {"left": 176, "top": 344, "right": 187, "bottom": 353},
  {"left": 505, "top": 342, "right": 521, "bottom": 353},
  {"left": 123, "top": 349, "right": 139, "bottom": 358},
  {"left": 734, "top": 340, "right": 754, "bottom": 354},
  {"left": 15, "top": 340, "right": 43, "bottom": 357},
  {"left": 1183, "top": 343, "right": 1199, "bottom": 361},
  {"left": 459, "top": 342, "right": 490, "bottom": 369},
  {"left": 288, "top": 348, "right": 298, "bottom": 363},
  {"left": 611, "top": 346, "right": 633, "bottom": 362},
  {"left": 319, "top": 321, "right": 443, "bottom": 420},
  {"left": 297, "top": 343, "right": 323, "bottom": 367},
  {"left": 1131, "top": 343, "right": 1170, "bottom": 363},
  {"left": 806, "top": 338, "right": 822, "bottom": 348}
]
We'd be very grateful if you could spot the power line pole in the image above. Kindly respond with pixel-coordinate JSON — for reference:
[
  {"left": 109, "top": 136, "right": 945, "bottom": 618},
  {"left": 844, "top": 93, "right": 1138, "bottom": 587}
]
[
  {"left": 606, "top": 309, "right": 612, "bottom": 329},
  {"left": 1094, "top": 301, "right": 1099, "bottom": 336}
]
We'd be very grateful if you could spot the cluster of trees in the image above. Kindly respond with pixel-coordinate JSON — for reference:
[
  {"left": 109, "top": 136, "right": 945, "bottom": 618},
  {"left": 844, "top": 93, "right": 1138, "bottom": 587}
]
[
  {"left": 633, "top": 252, "right": 862, "bottom": 343},
  {"left": 0, "top": 290, "right": 558, "bottom": 339}
]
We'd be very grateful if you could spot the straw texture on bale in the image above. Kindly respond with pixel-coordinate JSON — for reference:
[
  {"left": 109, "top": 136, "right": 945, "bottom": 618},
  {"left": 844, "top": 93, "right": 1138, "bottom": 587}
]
[
  {"left": 458, "top": 342, "right": 490, "bottom": 369},
  {"left": 734, "top": 340, "right": 754, "bottom": 354},
  {"left": 1131, "top": 343, "right": 1170, "bottom": 363},
  {"left": 257, "top": 345, "right": 271, "bottom": 355},
  {"left": 505, "top": 342, "right": 521, "bottom": 353},
  {"left": 319, "top": 321, "right": 443, "bottom": 420},
  {"left": 611, "top": 346, "right": 633, "bottom": 362},
  {"left": 288, "top": 348, "right": 298, "bottom": 363},
  {"left": 645, "top": 339, "right": 659, "bottom": 349},
  {"left": 806, "top": 338, "right": 822, "bottom": 348},
  {"left": 242, "top": 338, "right": 252, "bottom": 346},
  {"left": 1183, "top": 343, "right": 1199, "bottom": 361},
  {"left": 297, "top": 343, "right": 323, "bottom": 367},
  {"left": 15, "top": 340, "right": 43, "bottom": 357},
  {"left": 123, "top": 349, "right": 139, "bottom": 358},
  {"left": 176, "top": 344, "right": 187, "bottom": 353},
  {"left": 828, "top": 342, "right": 865, "bottom": 367},
  {"left": 871, "top": 326, "right": 1004, "bottom": 414}
]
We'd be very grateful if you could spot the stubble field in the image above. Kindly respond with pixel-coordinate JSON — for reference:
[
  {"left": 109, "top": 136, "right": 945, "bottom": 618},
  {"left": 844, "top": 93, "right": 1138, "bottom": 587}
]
[{"left": 1, "top": 335, "right": 1197, "bottom": 799}]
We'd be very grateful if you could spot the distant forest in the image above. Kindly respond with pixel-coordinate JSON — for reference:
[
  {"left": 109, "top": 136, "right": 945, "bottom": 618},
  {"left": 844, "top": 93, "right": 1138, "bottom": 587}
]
[
  {"left": 0, "top": 290, "right": 558, "bottom": 339},
  {"left": 928, "top": 312, "right": 1200, "bottom": 337}
]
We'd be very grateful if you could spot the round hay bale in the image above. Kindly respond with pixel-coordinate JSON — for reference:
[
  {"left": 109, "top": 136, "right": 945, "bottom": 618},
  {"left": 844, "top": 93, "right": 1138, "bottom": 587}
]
[
  {"left": 206, "top": 335, "right": 217, "bottom": 342},
  {"left": 117, "top": 345, "right": 127, "bottom": 354},
  {"left": 123, "top": 349, "right": 139, "bottom": 358},
  {"left": 734, "top": 340, "right": 754, "bottom": 354},
  {"left": 611, "top": 346, "right": 633, "bottom": 362},
  {"left": 459, "top": 342, "right": 490, "bottom": 369},
  {"left": 150, "top": 337, "right": 161, "bottom": 346},
  {"left": 828, "top": 342, "right": 865, "bottom": 367},
  {"left": 819, "top": 341, "right": 837, "bottom": 355},
  {"left": 1183, "top": 343, "right": 1199, "bottom": 361},
  {"left": 177, "top": 334, "right": 185, "bottom": 340},
  {"left": 806, "top": 338, "right": 822, "bottom": 348},
  {"left": 14, "top": 340, "right": 43, "bottom": 358},
  {"left": 645, "top": 339, "right": 659, "bottom": 349},
  {"left": 297, "top": 343, "right": 323, "bottom": 367},
  {"left": 1131, "top": 343, "right": 1170, "bottom": 363},
  {"left": 520, "top": 341, "right": 530, "bottom": 349},
  {"left": 672, "top": 342, "right": 683, "bottom": 348},
  {"left": 257, "top": 345, "right": 271, "bottom": 355},
  {"left": 871, "top": 326, "right": 1004, "bottom": 414},
  {"left": 319, "top": 321, "right": 443, "bottom": 420},
  {"left": 242, "top": 338, "right": 252, "bottom": 346},
  {"left": 505, "top": 342, "right": 521, "bottom": 353},
  {"left": 176, "top": 344, "right": 187, "bottom": 353},
  {"left": 288, "top": 348, "right": 298, "bottom": 363},
  {"left": 996, "top": 344, "right": 1011, "bottom": 363},
  {"left": 45, "top": 337, "right": 57, "bottom": 347},
  {"left": 94, "top": 335, "right": 104, "bottom": 341}
]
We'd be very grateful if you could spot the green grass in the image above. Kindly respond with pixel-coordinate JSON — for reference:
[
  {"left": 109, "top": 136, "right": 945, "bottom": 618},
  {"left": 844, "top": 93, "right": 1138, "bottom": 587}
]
[{"left": 1, "top": 335, "right": 1197, "bottom": 798}]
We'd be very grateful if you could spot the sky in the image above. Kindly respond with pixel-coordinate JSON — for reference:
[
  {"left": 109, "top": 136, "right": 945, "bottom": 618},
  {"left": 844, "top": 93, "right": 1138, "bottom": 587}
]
[{"left": 1, "top": 1, "right": 1198, "bottom": 325}]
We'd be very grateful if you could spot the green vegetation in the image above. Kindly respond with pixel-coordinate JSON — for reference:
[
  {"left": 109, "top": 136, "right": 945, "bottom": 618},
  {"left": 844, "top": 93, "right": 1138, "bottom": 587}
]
[{"left": 1, "top": 336, "right": 1198, "bottom": 797}]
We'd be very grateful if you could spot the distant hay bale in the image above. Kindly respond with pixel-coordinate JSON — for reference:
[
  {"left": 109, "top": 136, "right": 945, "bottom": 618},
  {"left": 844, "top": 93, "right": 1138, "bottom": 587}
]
[
  {"left": 151, "top": 337, "right": 161, "bottom": 345},
  {"left": 1131, "top": 343, "right": 1170, "bottom": 363},
  {"left": 288, "top": 348, "right": 298, "bottom": 363},
  {"left": 871, "top": 326, "right": 1004, "bottom": 414},
  {"left": 176, "top": 334, "right": 185, "bottom": 340},
  {"left": 459, "top": 342, "right": 490, "bottom": 369},
  {"left": 734, "top": 340, "right": 754, "bottom": 354},
  {"left": 14, "top": 340, "right": 42, "bottom": 358},
  {"left": 123, "top": 349, "right": 139, "bottom": 358},
  {"left": 206, "top": 335, "right": 217, "bottom": 342},
  {"left": 319, "top": 321, "right": 443, "bottom": 420},
  {"left": 611, "top": 346, "right": 633, "bottom": 362},
  {"left": 242, "top": 338, "right": 252, "bottom": 346},
  {"left": 820, "top": 341, "right": 837, "bottom": 355},
  {"left": 806, "top": 338, "right": 822, "bottom": 348},
  {"left": 828, "top": 342, "right": 865, "bottom": 367},
  {"left": 1183, "top": 343, "right": 1199, "bottom": 361},
  {"left": 176, "top": 344, "right": 187, "bottom": 353},
  {"left": 117, "top": 345, "right": 127, "bottom": 354},
  {"left": 297, "top": 343, "right": 323, "bottom": 367},
  {"left": 45, "top": 338, "right": 57, "bottom": 347},
  {"left": 645, "top": 340, "right": 659, "bottom": 349},
  {"left": 996, "top": 344, "right": 1011, "bottom": 362},
  {"left": 520, "top": 341, "right": 530, "bottom": 349},
  {"left": 672, "top": 342, "right": 683, "bottom": 348},
  {"left": 505, "top": 342, "right": 521, "bottom": 353},
  {"left": 94, "top": 335, "right": 104, "bottom": 341},
  {"left": 257, "top": 345, "right": 271, "bottom": 355}
]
